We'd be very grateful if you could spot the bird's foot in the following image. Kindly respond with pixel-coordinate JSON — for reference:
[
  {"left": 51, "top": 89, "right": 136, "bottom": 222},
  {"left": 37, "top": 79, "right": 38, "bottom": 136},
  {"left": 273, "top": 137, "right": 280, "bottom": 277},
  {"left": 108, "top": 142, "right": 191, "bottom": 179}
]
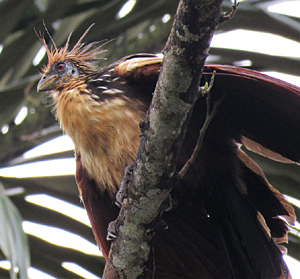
[
  {"left": 161, "top": 193, "right": 173, "bottom": 212},
  {"left": 116, "top": 164, "right": 134, "bottom": 208},
  {"left": 144, "top": 194, "right": 173, "bottom": 238},
  {"left": 145, "top": 219, "right": 168, "bottom": 238}
]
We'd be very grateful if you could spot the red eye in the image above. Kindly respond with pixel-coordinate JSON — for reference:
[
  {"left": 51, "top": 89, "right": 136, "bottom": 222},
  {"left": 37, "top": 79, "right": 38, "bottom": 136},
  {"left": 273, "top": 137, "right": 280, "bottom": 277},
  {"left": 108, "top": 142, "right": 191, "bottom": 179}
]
[{"left": 57, "top": 63, "right": 65, "bottom": 71}]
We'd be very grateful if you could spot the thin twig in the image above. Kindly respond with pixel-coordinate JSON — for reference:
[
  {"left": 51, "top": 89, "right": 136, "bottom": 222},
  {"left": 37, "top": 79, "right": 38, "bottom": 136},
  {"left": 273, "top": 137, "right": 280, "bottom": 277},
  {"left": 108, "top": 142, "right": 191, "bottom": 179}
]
[
  {"left": 200, "top": 70, "right": 216, "bottom": 96},
  {"left": 179, "top": 72, "right": 225, "bottom": 179},
  {"left": 219, "top": 0, "right": 239, "bottom": 24}
]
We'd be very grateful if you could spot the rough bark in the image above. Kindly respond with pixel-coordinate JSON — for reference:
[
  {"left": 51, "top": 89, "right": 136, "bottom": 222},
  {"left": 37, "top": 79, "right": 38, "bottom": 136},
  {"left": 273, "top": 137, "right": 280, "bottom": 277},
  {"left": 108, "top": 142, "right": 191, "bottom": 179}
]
[{"left": 103, "top": 0, "right": 225, "bottom": 278}]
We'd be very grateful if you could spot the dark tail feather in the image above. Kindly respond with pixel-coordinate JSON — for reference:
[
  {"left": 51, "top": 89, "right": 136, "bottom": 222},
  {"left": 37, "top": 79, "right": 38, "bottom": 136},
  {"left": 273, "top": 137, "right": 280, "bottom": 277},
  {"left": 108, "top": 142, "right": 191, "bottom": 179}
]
[
  {"left": 216, "top": 183, "right": 287, "bottom": 279},
  {"left": 238, "top": 149, "right": 295, "bottom": 240},
  {"left": 205, "top": 145, "right": 293, "bottom": 279},
  {"left": 215, "top": 148, "right": 295, "bottom": 279}
]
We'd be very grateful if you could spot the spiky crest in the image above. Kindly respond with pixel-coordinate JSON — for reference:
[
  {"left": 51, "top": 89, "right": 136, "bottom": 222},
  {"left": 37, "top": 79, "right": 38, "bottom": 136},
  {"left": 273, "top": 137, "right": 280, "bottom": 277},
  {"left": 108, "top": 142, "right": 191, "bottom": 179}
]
[{"left": 37, "top": 24, "right": 106, "bottom": 74}]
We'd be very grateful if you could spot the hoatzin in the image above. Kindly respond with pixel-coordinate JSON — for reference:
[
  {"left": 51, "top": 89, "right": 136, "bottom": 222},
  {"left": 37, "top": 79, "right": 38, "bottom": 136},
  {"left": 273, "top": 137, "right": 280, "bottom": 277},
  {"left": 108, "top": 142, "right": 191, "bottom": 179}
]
[{"left": 37, "top": 28, "right": 300, "bottom": 279}]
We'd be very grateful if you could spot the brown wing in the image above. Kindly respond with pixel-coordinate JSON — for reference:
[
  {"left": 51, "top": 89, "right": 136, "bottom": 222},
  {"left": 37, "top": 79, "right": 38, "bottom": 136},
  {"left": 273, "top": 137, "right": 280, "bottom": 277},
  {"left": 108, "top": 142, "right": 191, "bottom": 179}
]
[
  {"left": 203, "top": 64, "right": 300, "bottom": 163},
  {"left": 114, "top": 53, "right": 162, "bottom": 79},
  {"left": 115, "top": 58, "right": 300, "bottom": 164},
  {"left": 182, "top": 64, "right": 299, "bottom": 278}
]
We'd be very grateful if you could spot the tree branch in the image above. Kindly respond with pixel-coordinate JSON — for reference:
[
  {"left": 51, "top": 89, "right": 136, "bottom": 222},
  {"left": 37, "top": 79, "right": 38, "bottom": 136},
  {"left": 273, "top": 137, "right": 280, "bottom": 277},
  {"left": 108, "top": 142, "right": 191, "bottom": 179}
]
[{"left": 103, "top": 0, "right": 224, "bottom": 278}]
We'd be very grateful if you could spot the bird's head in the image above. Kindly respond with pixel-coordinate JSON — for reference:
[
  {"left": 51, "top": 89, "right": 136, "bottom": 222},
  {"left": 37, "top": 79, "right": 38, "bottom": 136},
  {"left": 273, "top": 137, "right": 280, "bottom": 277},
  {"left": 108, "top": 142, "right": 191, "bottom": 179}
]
[{"left": 37, "top": 25, "right": 105, "bottom": 93}]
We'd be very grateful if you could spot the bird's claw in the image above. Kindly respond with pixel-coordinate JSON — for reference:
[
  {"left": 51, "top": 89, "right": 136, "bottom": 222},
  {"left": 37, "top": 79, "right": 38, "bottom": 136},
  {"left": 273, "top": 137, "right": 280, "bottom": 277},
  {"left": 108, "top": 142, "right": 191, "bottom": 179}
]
[
  {"left": 145, "top": 219, "right": 169, "bottom": 238},
  {"left": 116, "top": 164, "right": 134, "bottom": 208},
  {"left": 162, "top": 194, "right": 173, "bottom": 212},
  {"left": 145, "top": 194, "right": 173, "bottom": 237},
  {"left": 107, "top": 221, "right": 117, "bottom": 241}
]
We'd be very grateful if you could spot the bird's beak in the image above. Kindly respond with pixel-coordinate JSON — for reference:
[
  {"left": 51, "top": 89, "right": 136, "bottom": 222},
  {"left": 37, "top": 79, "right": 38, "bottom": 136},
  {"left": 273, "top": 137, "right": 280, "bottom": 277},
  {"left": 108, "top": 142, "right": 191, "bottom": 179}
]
[{"left": 37, "top": 74, "right": 57, "bottom": 92}]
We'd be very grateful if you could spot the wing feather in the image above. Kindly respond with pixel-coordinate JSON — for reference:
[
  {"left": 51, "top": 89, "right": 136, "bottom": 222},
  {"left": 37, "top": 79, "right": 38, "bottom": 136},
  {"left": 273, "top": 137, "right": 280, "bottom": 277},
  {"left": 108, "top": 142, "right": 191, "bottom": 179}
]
[{"left": 204, "top": 64, "right": 300, "bottom": 163}]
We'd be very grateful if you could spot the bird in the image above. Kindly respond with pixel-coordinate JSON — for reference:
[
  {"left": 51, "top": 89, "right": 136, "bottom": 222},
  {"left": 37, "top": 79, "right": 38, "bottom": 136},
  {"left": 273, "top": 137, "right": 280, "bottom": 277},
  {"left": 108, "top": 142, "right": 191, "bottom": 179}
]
[{"left": 37, "top": 27, "right": 300, "bottom": 279}]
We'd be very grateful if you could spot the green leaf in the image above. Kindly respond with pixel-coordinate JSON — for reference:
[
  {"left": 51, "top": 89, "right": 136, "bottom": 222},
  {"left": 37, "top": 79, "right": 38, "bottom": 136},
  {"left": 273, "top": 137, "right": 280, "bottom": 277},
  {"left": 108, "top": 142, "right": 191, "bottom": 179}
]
[{"left": 0, "top": 181, "right": 30, "bottom": 279}]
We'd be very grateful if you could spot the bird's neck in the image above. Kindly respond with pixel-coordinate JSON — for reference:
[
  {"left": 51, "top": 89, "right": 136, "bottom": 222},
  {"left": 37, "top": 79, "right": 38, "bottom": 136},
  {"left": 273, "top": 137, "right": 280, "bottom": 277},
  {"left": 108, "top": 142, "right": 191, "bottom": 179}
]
[{"left": 53, "top": 88, "right": 147, "bottom": 198}]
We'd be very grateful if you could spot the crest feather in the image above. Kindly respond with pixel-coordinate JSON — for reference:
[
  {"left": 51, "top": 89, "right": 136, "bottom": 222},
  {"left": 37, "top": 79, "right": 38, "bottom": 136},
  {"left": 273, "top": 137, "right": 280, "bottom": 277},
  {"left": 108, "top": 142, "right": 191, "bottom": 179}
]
[{"left": 38, "top": 24, "right": 106, "bottom": 74}]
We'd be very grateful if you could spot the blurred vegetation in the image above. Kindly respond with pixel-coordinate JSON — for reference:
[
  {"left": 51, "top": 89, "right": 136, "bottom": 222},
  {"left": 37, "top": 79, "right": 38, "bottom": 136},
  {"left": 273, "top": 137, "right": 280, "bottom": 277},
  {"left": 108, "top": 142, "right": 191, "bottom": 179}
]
[{"left": 0, "top": 0, "right": 299, "bottom": 278}]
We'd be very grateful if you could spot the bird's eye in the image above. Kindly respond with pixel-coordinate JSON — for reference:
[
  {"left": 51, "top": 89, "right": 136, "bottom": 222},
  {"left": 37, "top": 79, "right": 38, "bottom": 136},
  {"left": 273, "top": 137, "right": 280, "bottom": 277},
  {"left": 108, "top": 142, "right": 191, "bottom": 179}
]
[{"left": 56, "top": 63, "right": 65, "bottom": 71}]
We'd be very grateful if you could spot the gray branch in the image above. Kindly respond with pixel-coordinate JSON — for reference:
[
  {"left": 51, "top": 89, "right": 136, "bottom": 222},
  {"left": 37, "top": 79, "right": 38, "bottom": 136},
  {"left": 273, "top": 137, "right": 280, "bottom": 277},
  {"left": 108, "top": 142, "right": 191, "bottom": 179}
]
[{"left": 103, "top": 0, "right": 224, "bottom": 278}]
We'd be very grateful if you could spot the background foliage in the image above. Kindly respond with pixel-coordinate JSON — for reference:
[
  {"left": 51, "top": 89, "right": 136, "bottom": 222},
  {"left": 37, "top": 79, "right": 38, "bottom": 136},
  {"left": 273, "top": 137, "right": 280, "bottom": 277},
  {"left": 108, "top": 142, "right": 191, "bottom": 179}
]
[{"left": 0, "top": 0, "right": 299, "bottom": 278}]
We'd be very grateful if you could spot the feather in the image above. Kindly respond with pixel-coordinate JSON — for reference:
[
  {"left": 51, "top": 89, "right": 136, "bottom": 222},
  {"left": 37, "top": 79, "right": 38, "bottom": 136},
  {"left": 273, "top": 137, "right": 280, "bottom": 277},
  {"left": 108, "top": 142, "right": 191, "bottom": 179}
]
[
  {"left": 75, "top": 153, "right": 119, "bottom": 257},
  {"left": 203, "top": 64, "right": 300, "bottom": 163}
]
